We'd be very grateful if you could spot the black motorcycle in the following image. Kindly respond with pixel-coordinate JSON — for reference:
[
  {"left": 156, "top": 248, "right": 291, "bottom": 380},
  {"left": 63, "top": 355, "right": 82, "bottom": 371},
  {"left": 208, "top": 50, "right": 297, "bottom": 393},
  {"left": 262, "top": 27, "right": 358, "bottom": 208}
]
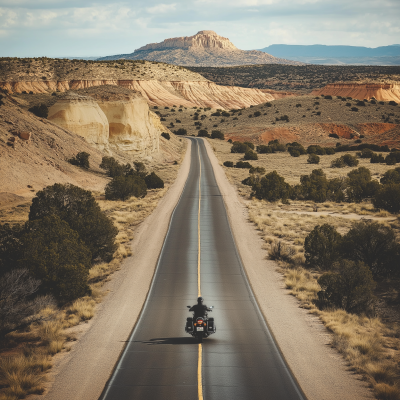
[{"left": 185, "top": 306, "right": 216, "bottom": 343}]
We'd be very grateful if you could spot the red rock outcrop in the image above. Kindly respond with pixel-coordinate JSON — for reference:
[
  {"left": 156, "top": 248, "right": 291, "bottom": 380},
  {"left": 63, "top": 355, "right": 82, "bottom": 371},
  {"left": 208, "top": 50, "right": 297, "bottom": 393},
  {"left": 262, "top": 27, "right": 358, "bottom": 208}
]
[
  {"left": 0, "top": 79, "right": 276, "bottom": 109},
  {"left": 312, "top": 82, "right": 400, "bottom": 102}
]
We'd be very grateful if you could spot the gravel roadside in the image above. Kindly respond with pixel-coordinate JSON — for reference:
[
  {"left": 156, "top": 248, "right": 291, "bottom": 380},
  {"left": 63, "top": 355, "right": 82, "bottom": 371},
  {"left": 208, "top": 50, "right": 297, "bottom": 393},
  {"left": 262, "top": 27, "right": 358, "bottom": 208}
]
[
  {"left": 35, "top": 141, "right": 192, "bottom": 400},
  {"left": 202, "top": 138, "right": 374, "bottom": 400}
]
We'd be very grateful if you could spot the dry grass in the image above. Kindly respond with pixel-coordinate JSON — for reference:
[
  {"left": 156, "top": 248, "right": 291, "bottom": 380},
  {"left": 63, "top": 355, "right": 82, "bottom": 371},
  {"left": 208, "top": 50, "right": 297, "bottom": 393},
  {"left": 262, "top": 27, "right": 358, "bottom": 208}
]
[{"left": 209, "top": 139, "right": 400, "bottom": 399}]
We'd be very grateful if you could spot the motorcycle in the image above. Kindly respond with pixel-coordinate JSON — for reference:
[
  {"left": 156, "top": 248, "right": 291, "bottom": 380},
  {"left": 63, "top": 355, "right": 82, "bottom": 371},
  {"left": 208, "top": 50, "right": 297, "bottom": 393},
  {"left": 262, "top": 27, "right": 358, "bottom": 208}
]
[{"left": 185, "top": 305, "right": 216, "bottom": 343}]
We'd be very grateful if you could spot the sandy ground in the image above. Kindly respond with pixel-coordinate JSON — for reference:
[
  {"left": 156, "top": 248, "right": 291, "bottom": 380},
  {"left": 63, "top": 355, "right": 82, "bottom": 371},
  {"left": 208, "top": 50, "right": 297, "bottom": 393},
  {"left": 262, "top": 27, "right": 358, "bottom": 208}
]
[
  {"left": 202, "top": 138, "right": 374, "bottom": 400},
  {"left": 35, "top": 141, "right": 191, "bottom": 400}
]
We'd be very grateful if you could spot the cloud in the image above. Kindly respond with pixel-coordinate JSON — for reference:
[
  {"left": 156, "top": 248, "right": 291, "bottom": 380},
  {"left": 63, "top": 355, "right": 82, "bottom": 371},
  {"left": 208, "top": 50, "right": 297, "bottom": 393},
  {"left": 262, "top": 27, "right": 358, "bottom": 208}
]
[{"left": 146, "top": 3, "right": 176, "bottom": 14}]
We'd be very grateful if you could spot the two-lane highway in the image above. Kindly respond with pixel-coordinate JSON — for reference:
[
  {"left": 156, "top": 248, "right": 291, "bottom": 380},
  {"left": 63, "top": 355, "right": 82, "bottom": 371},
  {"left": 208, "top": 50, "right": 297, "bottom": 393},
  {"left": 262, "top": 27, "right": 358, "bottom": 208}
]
[{"left": 100, "top": 138, "right": 305, "bottom": 400}]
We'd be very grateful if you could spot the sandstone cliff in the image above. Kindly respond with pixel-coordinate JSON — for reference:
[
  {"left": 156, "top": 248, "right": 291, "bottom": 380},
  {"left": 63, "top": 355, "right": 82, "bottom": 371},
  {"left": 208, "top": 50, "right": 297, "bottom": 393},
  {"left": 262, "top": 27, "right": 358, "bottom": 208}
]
[
  {"left": 98, "top": 30, "right": 303, "bottom": 67},
  {"left": 1, "top": 79, "right": 276, "bottom": 109},
  {"left": 312, "top": 82, "right": 400, "bottom": 102},
  {"left": 47, "top": 93, "right": 109, "bottom": 151},
  {"left": 47, "top": 87, "right": 163, "bottom": 156}
]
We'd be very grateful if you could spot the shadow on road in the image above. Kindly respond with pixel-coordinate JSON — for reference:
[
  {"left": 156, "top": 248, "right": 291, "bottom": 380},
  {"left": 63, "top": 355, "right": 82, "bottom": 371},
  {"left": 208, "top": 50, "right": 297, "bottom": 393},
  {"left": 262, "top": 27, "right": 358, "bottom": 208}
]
[{"left": 139, "top": 337, "right": 197, "bottom": 345}]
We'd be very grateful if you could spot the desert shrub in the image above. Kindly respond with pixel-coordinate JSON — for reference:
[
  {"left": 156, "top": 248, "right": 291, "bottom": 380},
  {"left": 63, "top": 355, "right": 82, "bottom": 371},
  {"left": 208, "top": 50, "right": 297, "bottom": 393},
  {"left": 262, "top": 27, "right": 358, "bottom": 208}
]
[
  {"left": 356, "top": 100, "right": 366, "bottom": 106},
  {"left": 307, "top": 145, "right": 326, "bottom": 155},
  {"left": 0, "top": 223, "right": 24, "bottom": 277},
  {"left": 351, "top": 107, "right": 359, "bottom": 112},
  {"left": 359, "top": 148, "right": 374, "bottom": 158},
  {"left": 385, "top": 154, "right": 397, "bottom": 165},
  {"left": 221, "top": 111, "right": 230, "bottom": 117},
  {"left": 28, "top": 104, "right": 48, "bottom": 118},
  {"left": 289, "top": 148, "right": 300, "bottom": 157},
  {"left": 211, "top": 130, "right": 224, "bottom": 140},
  {"left": 100, "top": 156, "right": 124, "bottom": 177},
  {"left": 251, "top": 171, "right": 292, "bottom": 202},
  {"left": 242, "top": 175, "right": 259, "bottom": 186},
  {"left": 243, "top": 142, "right": 255, "bottom": 150},
  {"left": 145, "top": 172, "right": 164, "bottom": 189},
  {"left": 68, "top": 152, "right": 90, "bottom": 169},
  {"left": 329, "top": 133, "right": 339, "bottom": 139},
  {"left": 296, "top": 103, "right": 302, "bottom": 107},
  {"left": 249, "top": 166, "right": 266, "bottom": 175},
  {"left": 244, "top": 150, "right": 258, "bottom": 160},
  {"left": 316, "top": 260, "right": 375, "bottom": 314},
  {"left": 257, "top": 145, "right": 272, "bottom": 154},
  {"left": 324, "top": 95, "right": 333, "bottom": 100},
  {"left": 227, "top": 139, "right": 232, "bottom": 143},
  {"left": 161, "top": 132, "right": 170, "bottom": 140},
  {"left": 346, "top": 167, "right": 381, "bottom": 202},
  {"left": 174, "top": 128, "right": 187, "bottom": 136},
  {"left": 223, "top": 161, "right": 234, "bottom": 167},
  {"left": 341, "top": 221, "right": 399, "bottom": 277},
  {"left": 373, "top": 184, "right": 400, "bottom": 214},
  {"left": 341, "top": 154, "right": 359, "bottom": 167},
  {"left": 254, "top": 111, "right": 261, "bottom": 117},
  {"left": 298, "top": 169, "right": 329, "bottom": 202},
  {"left": 235, "top": 161, "right": 252, "bottom": 169},
  {"left": 0, "top": 269, "right": 55, "bottom": 338},
  {"left": 268, "top": 241, "right": 296, "bottom": 262},
  {"left": 307, "top": 154, "right": 320, "bottom": 164},
  {"left": 304, "top": 224, "right": 342, "bottom": 270},
  {"left": 327, "top": 177, "right": 346, "bottom": 202},
  {"left": 388, "top": 101, "right": 398, "bottom": 106},
  {"left": 370, "top": 153, "right": 385, "bottom": 163},
  {"left": 20, "top": 215, "right": 92, "bottom": 302},
  {"left": 105, "top": 175, "right": 147, "bottom": 201},
  {"left": 331, "top": 157, "right": 346, "bottom": 168},
  {"left": 198, "top": 129, "right": 210, "bottom": 138},
  {"left": 268, "top": 140, "right": 286, "bottom": 152},
  {"left": 380, "top": 167, "right": 400, "bottom": 185},
  {"left": 211, "top": 111, "right": 221, "bottom": 116},
  {"left": 29, "top": 184, "right": 117, "bottom": 262},
  {"left": 231, "top": 142, "right": 250, "bottom": 153}
]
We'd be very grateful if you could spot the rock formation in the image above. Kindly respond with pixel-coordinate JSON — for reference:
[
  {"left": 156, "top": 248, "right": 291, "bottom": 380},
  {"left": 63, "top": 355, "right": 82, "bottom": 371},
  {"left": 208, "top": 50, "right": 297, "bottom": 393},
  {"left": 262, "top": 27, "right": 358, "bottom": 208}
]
[
  {"left": 78, "top": 86, "right": 160, "bottom": 155},
  {"left": 47, "top": 93, "right": 110, "bottom": 151},
  {"left": 47, "top": 87, "right": 163, "bottom": 156},
  {"left": 312, "top": 82, "right": 400, "bottom": 102},
  {"left": 98, "top": 30, "right": 303, "bottom": 67}
]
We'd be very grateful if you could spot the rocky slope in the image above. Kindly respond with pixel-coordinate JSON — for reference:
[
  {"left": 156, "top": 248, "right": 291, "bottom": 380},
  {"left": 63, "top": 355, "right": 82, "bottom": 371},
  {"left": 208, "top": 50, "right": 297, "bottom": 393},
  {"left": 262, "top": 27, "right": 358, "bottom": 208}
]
[
  {"left": 0, "top": 58, "right": 282, "bottom": 109},
  {"left": 312, "top": 82, "right": 400, "bottom": 102},
  {"left": 98, "top": 30, "right": 303, "bottom": 67}
]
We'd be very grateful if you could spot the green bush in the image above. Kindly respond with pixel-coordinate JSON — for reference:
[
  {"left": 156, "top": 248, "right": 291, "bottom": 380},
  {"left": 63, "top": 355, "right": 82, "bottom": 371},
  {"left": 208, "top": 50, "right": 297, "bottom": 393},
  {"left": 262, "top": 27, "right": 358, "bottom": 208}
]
[
  {"left": 198, "top": 129, "right": 210, "bottom": 138},
  {"left": 244, "top": 150, "right": 258, "bottom": 160},
  {"left": 257, "top": 145, "right": 272, "bottom": 154},
  {"left": 304, "top": 224, "right": 342, "bottom": 270},
  {"left": 174, "top": 128, "right": 187, "bottom": 136},
  {"left": 28, "top": 104, "right": 48, "bottom": 118},
  {"left": 251, "top": 171, "right": 292, "bottom": 202},
  {"left": 370, "top": 153, "right": 385, "bottom": 163},
  {"left": 341, "top": 221, "right": 399, "bottom": 277},
  {"left": 0, "top": 223, "right": 24, "bottom": 277},
  {"left": 316, "top": 260, "right": 375, "bottom": 314},
  {"left": 244, "top": 142, "right": 255, "bottom": 150},
  {"left": 385, "top": 154, "right": 397, "bottom": 165},
  {"left": 100, "top": 156, "right": 124, "bottom": 177},
  {"left": 68, "top": 152, "right": 90, "bottom": 169},
  {"left": 211, "top": 130, "right": 224, "bottom": 140},
  {"left": 307, "top": 154, "right": 320, "bottom": 164},
  {"left": 161, "top": 132, "right": 170, "bottom": 140},
  {"left": 359, "top": 148, "right": 374, "bottom": 158},
  {"left": 380, "top": 167, "right": 400, "bottom": 185},
  {"left": 341, "top": 154, "right": 359, "bottom": 167},
  {"left": 145, "top": 172, "right": 164, "bottom": 189},
  {"left": 20, "top": 215, "right": 91, "bottom": 302},
  {"left": 329, "top": 133, "right": 339, "bottom": 139},
  {"left": 289, "top": 148, "right": 300, "bottom": 157},
  {"left": 242, "top": 175, "right": 259, "bottom": 186},
  {"left": 346, "top": 167, "right": 381, "bottom": 203},
  {"left": 105, "top": 175, "right": 147, "bottom": 200},
  {"left": 231, "top": 142, "right": 250, "bottom": 153},
  {"left": 331, "top": 157, "right": 346, "bottom": 168},
  {"left": 298, "top": 169, "right": 329, "bottom": 202},
  {"left": 223, "top": 161, "right": 234, "bottom": 167},
  {"left": 325, "top": 148, "right": 336, "bottom": 155},
  {"left": 29, "top": 184, "right": 117, "bottom": 262},
  {"left": 373, "top": 184, "right": 400, "bottom": 213},
  {"left": 235, "top": 161, "right": 252, "bottom": 169},
  {"left": 307, "top": 145, "right": 326, "bottom": 155},
  {"left": 249, "top": 166, "right": 266, "bottom": 175}
]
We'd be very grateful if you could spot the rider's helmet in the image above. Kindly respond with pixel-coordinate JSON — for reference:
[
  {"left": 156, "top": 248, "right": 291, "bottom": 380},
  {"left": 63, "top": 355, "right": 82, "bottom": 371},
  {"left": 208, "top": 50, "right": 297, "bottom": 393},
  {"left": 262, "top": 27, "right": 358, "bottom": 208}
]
[{"left": 197, "top": 297, "right": 203, "bottom": 304}]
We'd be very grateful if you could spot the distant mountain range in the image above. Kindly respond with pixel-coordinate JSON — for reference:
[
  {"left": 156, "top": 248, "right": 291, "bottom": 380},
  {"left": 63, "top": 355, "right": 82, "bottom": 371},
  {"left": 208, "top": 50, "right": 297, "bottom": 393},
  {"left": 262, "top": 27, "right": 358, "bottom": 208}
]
[
  {"left": 259, "top": 44, "right": 400, "bottom": 65},
  {"left": 97, "top": 30, "right": 302, "bottom": 67}
]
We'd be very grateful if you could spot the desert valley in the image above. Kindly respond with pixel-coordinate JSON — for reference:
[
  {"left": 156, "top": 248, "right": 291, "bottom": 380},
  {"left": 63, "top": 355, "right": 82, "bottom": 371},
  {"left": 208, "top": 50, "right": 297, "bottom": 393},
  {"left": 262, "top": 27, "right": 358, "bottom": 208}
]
[{"left": 1, "top": 28, "right": 400, "bottom": 400}]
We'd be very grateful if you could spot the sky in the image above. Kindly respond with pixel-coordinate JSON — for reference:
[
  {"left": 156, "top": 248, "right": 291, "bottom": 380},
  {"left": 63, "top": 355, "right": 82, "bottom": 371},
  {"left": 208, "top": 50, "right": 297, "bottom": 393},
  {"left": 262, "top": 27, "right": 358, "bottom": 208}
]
[{"left": 0, "top": 0, "right": 399, "bottom": 58}]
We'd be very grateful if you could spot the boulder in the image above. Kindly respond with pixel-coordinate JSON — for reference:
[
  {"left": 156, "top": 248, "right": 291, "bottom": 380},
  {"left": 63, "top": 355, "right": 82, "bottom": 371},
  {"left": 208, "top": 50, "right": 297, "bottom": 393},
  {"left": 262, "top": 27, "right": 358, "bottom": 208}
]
[{"left": 19, "top": 131, "right": 31, "bottom": 140}]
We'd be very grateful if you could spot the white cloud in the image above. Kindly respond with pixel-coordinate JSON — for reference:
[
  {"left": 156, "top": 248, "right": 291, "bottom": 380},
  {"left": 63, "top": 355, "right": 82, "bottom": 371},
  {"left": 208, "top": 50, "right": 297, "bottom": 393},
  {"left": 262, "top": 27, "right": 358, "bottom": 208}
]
[{"left": 146, "top": 3, "right": 176, "bottom": 14}]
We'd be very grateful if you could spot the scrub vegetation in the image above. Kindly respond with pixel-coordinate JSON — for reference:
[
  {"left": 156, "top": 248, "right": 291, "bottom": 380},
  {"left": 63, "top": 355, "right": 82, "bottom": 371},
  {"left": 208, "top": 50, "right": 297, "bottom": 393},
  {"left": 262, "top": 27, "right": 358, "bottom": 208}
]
[{"left": 210, "top": 138, "right": 400, "bottom": 399}]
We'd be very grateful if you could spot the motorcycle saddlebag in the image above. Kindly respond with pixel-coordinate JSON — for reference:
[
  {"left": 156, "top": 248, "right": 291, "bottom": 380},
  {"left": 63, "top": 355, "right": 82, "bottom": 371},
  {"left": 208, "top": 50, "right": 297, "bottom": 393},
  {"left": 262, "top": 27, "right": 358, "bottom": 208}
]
[
  {"left": 207, "top": 317, "right": 216, "bottom": 332},
  {"left": 185, "top": 317, "right": 193, "bottom": 332}
]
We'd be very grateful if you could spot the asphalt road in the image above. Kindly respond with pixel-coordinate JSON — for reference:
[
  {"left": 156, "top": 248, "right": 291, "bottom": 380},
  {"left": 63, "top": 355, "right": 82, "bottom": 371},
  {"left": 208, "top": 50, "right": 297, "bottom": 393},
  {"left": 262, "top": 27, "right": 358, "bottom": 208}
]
[{"left": 100, "top": 138, "right": 305, "bottom": 400}]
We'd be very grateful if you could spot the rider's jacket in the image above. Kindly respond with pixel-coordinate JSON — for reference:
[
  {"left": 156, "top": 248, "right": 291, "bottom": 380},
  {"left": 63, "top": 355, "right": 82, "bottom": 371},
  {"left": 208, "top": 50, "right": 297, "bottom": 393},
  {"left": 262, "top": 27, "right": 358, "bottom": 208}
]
[{"left": 189, "top": 304, "right": 211, "bottom": 319}]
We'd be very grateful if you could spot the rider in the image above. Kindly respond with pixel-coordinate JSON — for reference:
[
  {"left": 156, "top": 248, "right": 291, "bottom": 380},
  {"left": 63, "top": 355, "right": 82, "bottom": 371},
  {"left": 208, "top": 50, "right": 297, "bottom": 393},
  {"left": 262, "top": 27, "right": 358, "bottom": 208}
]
[{"left": 189, "top": 297, "right": 212, "bottom": 319}]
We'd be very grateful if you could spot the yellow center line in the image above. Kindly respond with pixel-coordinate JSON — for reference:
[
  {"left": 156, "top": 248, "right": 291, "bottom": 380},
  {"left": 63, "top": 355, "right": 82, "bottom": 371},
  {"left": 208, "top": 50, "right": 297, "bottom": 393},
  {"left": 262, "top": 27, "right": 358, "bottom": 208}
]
[{"left": 197, "top": 142, "right": 203, "bottom": 400}]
